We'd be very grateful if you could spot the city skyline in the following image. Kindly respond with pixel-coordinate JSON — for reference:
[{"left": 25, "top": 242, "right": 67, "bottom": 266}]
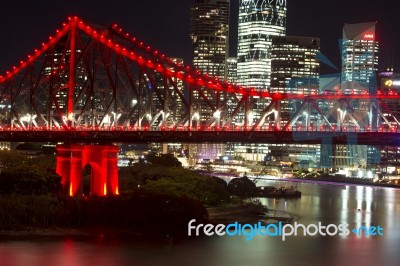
[{"left": 0, "top": 0, "right": 398, "bottom": 75}]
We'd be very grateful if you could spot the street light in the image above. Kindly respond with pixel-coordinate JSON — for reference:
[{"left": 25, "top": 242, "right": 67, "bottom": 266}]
[
  {"left": 213, "top": 109, "right": 221, "bottom": 119},
  {"left": 247, "top": 111, "right": 254, "bottom": 127},
  {"left": 302, "top": 111, "right": 309, "bottom": 129},
  {"left": 337, "top": 108, "right": 346, "bottom": 131},
  {"left": 213, "top": 109, "right": 221, "bottom": 128}
]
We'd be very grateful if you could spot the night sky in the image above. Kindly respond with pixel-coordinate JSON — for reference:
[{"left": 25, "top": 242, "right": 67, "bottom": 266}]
[{"left": 0, "top": 0, "right": 397, "bottom": 74}]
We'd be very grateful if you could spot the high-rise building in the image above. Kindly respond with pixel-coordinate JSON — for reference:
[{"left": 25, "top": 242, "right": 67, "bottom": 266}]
[
  {"left": 43, "top": 37, "right": 88, "bottom": 128},
  {"left": 237, "top": 0, "right": 287, "bottom": 89},
  {"left": 269, "top": 36, "right": 321, "bottom": 166},
  {"left": 270, "top": 36, "right": 320, "bottom": 95},
  {"left": 190, "top": 0, "right": 230, "bottom": 79},
  {"left": 226, "top": 57, "right": 237, "bottom": 84},
  {"left": 270, "top": 36, "right": 320, "bottom": 125},
  {"left": 331, "top": 22, "right": 379, "bottom": 171},
  {"left": 232, "top": 0, "right": 286, "bottom": 166},
  {"left": 189, "top": 0, "right": 230, "bottom": 162},
  {"left": 341, "top": 22, "right": 379, "bottom": 93},
  {"left": 367, "top": 70, "right": 400, "bottom": 171},
  {"left": 225, "top": 57, "right": 237, "bottom": 156}
]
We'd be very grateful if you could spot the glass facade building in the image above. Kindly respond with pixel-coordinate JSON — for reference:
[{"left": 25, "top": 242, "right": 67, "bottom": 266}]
[
  {"left": 270, "top": 36, "right": 320, "bottom": 95},
  {"left": 331, "top": 22, "right": 380, "bottom": 171},
  {"left": 226, "top": 57, "right": 238, "bottom": 84},
  {"left": 237, "top": 0, "right": 286, "bottom": 89},
  {"left": 269, "top": 36, "right": 321, "bottom": 166},
  {"left": 189, "top": 0, "right": 230, "bottom": 161},
  {"left": 190, "top": 0, "right": 230, "bottom": 79},
  {"left": 341, "top": 22, "right": 379, "bottom": 93}
]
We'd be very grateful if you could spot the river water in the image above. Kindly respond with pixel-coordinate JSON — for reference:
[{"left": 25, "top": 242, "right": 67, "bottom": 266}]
[{"left": 1, "top": 181, "right": 400, "bottom": 266}]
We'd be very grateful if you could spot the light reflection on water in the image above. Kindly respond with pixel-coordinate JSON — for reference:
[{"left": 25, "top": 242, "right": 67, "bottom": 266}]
[{"left": 1, "top": 181, "right": 400, "bottom": 266}]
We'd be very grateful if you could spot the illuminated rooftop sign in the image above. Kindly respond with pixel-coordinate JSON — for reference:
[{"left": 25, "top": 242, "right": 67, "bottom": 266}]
[
  {"left": 363, "top": 33, "right": 374, "bottom": 39},
  {"left": 384, "top": 80, "right": 400, "bottom": 87}
]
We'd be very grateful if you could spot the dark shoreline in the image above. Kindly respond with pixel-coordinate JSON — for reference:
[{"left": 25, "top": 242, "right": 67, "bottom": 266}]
[
  {"left": 0, "top": 202, "right": 291, "bottom": 239},
  {"left": 253, "top": 176, "right": 400, "bottom": 189}
]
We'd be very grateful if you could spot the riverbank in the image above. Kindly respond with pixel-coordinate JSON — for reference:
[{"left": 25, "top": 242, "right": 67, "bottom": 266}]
[
  {"left": 1, "top": 201, "right": 294, "bottom": 239},
  {"left": 207, "top": 202, "right": 294, "bottom": 225},
  {"left": 252, "top": 176, "right": 400, "bottom": 189},
  {"left": 207, "top": 203, "right": 267, "bottom": 224}
]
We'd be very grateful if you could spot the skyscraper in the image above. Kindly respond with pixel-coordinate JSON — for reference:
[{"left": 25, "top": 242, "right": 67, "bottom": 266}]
[
  {"left": 226, "top": 57, "right": 238, "bottom": 84},
  {"left": 332, "top": 22, "right": 379, "bottom": 171},
  {"left": 270, "top": 36, "right": 320, "bottom": 95},
  {"left": 269, "top": 36, "right": 321, "bottom": 166},
  {"left": 190, "top": 0, "right": 230, "bottom": 79},
  {"left": 189, "top": 0, "right": 230, "bottom": 162},
  {"left": 237, "top": 0, "right": 287, "bottom": 89},
  {"left": 341, "top": 22, "right": 379, "bottom": 93},
  {"left": 233, "top": 0, "right": 286, "bottom": 164}
]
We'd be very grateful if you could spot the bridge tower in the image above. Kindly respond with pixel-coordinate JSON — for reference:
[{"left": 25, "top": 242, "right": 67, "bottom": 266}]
[{"left": 56, "top": 144, "right": 119, "bottom": 196}]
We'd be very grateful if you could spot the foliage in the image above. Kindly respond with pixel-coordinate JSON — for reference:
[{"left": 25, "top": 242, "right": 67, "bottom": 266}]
[
  {"left": 0, "top": 164, "right": 62, "bottom": 195},
  {"left": 0, "top": 151, "right": 61, "bottom": 195},
  {"left": 31, "top": 155, "right": 57, "bottom": 171},
  {"left": 0, "top": 151, "right": 29, "bottom": 169},
  {"left": 142, "top": 153, "right": 182, "bottom": 167},
  {"left": 228, "top": 177, "right": 259, "bottom": 198},
  {"left": 0, "top": 195, "right": 60, "bottom": 230},
  {"left": 119, "top": 164, "right": 230, "bottom": 205},
  {"left": 0, "top": 192, "right": 208, "bottom": 235}
]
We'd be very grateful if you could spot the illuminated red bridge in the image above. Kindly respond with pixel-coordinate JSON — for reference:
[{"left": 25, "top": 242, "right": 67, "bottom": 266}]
[{"left": 1, "top": 17, "right": 400, "bottom": 195}]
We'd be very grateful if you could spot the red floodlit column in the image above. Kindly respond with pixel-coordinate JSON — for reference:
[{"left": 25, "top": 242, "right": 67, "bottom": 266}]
[
  {"left": 56, "top": 144, "right": 83, "bottom": 196},
  {"left": 57, "top": 144, "right": 119, "bottom": 197},
  {"left": 104, "top": 145, "right": 120, "bottom": 195},
  {"left": 82, "top": 145, "right": 108, "bottom": 196}
]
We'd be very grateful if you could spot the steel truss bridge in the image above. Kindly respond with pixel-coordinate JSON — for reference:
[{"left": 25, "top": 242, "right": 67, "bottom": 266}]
[
  {"left": 2, "top": 16, "right": 400, "bottom": 196},
  {"left": 0, "top": 17, "right": 400, "bottom": 146}
]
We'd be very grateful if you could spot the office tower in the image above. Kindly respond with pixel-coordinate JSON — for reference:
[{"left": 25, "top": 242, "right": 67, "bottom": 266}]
[
  {"left": 44, "top": 37, "right": 86, "bottom": 126},
  {"left": 226, "top": 57, "right": 237, "bottom": 84},
  {"left": 233, "top": 0, "right": 286, "bottom": 165},
  {"left": 237, "top": 0, "right": 287, "bottom": 89},
  {"left": 189, "top": 0, "right": 230, "bottom": 162},
  {"left": 190, "top": 0, "right": 229, "bottom": 79},
  {"left": 270, "top": 36, "right": 320, "bottom": 126},
  {"left": 368, "top": 70, "right": 400, "bottom": 171},
  {"left": 225, "top": 57, "right": 237, "bottom": 156},
  {"left": 341, "top": 22, "right": 379, "bottom": 93},
  {"left": 270, "top": 36, "right": 320, "bottom": 95},
  {"left": 332, "top": 22, "right": 379, "bottom": 171},
  {"left": 269, "top": 36, "right": 321, "bottom": 166}
]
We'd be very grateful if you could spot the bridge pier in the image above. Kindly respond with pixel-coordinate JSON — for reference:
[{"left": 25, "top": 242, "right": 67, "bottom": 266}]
[{"left": 56, "top": 144, "right": 119, "bottom": 196}]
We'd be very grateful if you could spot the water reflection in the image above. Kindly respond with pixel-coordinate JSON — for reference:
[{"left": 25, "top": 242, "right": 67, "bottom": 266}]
[{"left": 1, "top": 182, "right": 400, "bottom": 266}]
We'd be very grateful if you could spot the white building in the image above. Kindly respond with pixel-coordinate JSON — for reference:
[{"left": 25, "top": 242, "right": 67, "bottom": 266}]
[{"left": 237, "top": 0, "right": 286, "bottom": 89}]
